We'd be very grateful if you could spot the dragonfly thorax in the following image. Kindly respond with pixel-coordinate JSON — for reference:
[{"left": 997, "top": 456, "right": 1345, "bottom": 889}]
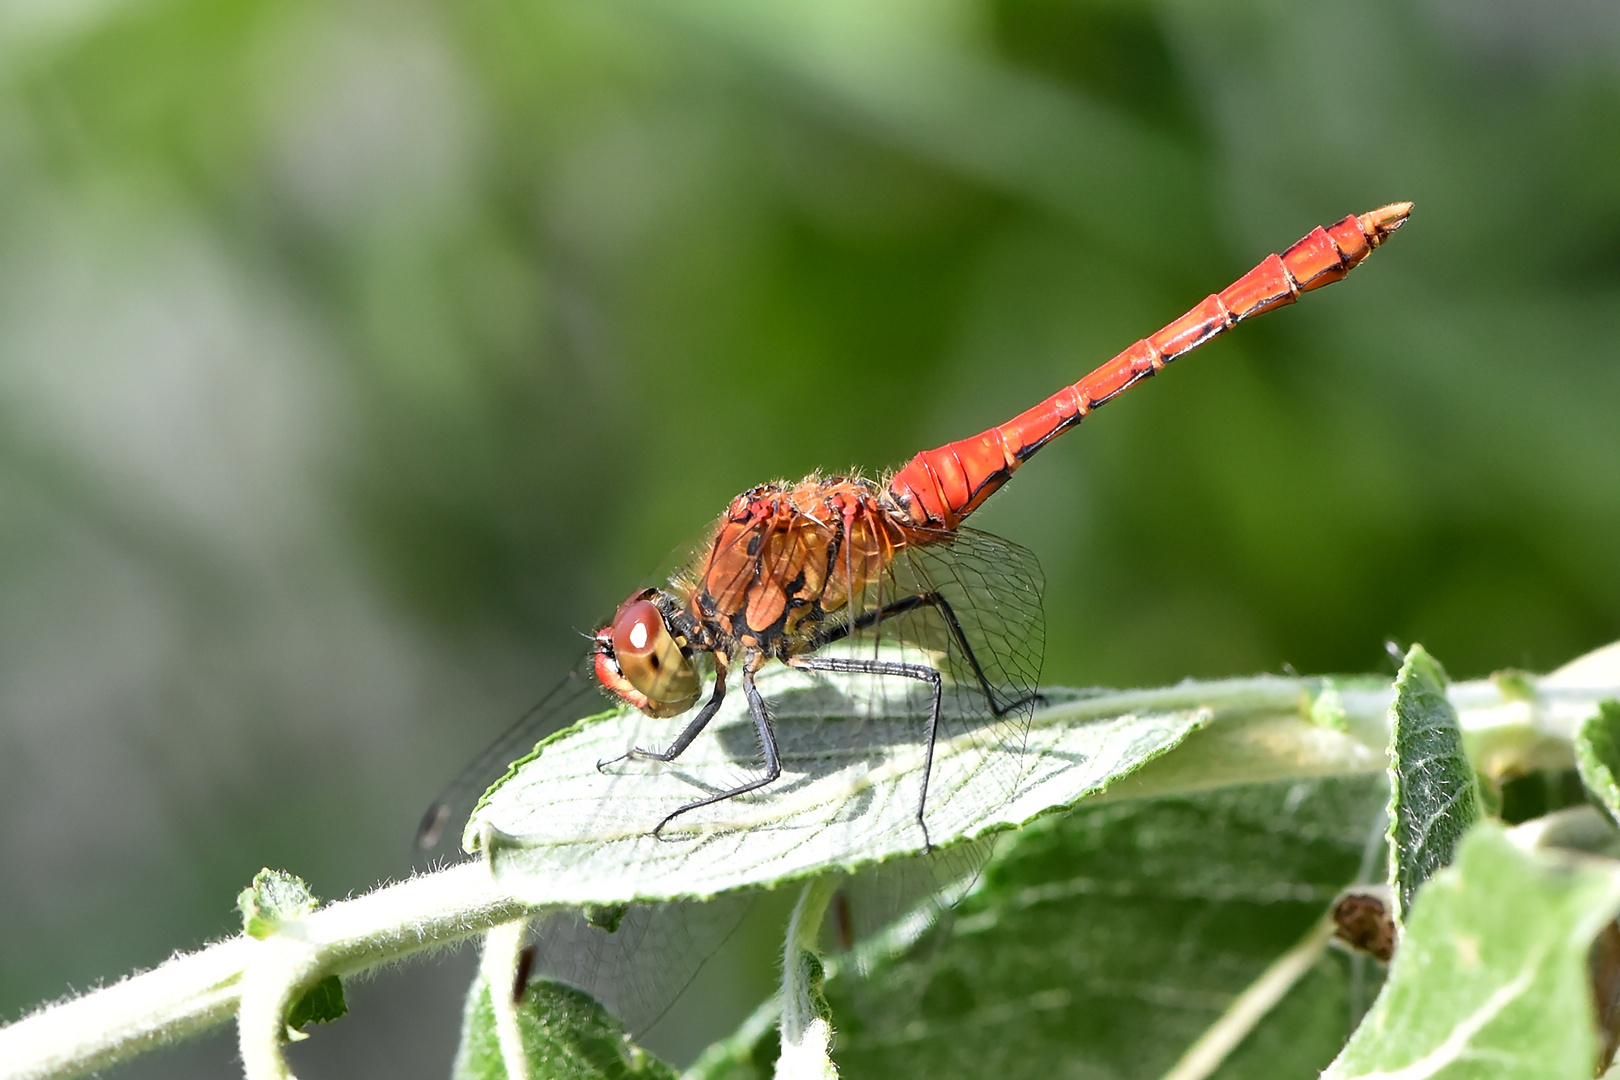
[
  {"left": 678, "top": 475, "right": 922, "bottom": 659},
  {"left": 594, "top": 475, "right": 932, "bottom": 718}
]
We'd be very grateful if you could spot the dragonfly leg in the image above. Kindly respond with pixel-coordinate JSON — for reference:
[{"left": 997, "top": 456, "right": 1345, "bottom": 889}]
[
  {"left": 922, "top": 592, "right": 1042, "bottom": 718},
  {"left": 790, "top": 653, "right": 942, "bottom": 851},
  {"left": 652, "top": 666, "right": 782, "bottom": 838},
  {"left": 813, "top": 593, "right": 928, "bottom": 644},
  {"left": 812, "top": 592, "right": 1036, "bottom": 718},
  {"left": 596, "top": 661, "right": 728, "bottom": 773}
]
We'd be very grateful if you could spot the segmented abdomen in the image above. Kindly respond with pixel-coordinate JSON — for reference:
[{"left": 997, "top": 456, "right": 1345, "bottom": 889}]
[{"left": 886, "top": 203, "right": 1412, "bottom": 530}]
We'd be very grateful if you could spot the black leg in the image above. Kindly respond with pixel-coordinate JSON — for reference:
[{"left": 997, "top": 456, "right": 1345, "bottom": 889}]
[
  {"left": 791, "top": 653, "right": 942, "bottom": 851},
  {"left": 810, "top": 594, "right": 927, "bottom": 647},
  {"left": 811, "top": 591, "right": 1031, "bottom": 717},
  {"left": 919, "top": 592, "right": 1038, "bottom": 718},
  {"left": 596, "top": 660, "right": 728, "bottom": 773},
  {"left": 652, "top": 667, "right": 783, "bottom": 838}
]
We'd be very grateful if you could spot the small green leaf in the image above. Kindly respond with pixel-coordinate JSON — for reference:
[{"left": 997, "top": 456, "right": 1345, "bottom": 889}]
[
  {"left": 237, "top": 868, "right": 319, "bottom": 940},
  {"left": 1386, "top": 645, "right": 1481, "bottom": 923},
  {"left": 684, "top": 995, "right": 782, "bottom": 1080},
  {"left": 1310, "top": 680, "right": 1350, "bottom": 731},
  {"left": 453, "top": 975, "right": 677, "bottom": 1080},
  {"left": 286, "top": 975, "right": 347, "bottom": 1030},
  {"left": 1323, "top": 822, "right": 1620, "bottom": 1080},
  {"left": 1576, "top": 701, "right": 1620, "bottom": 827},
  {"left": 584, "top": 904, "right": 629, "bottom": 934},
  {"left": 1491, "top": 669, "right": 1537, "bottom": 702},
  {"left": 471, "top": 667, "right": 1383, "bottom": 906}
]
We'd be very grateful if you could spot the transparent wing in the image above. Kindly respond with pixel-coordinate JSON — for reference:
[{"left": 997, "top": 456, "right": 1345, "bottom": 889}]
[
  {"left": 824, "top": 841, "right": 994, "bottom": 1027},
  {"left": 808, "top": 525, "right": 1046, "bottom": 830},
  {"left": 415, "top": 659, "right": 609, "bottom": 858},
  {"left": 884, "top": 526, "right": 1045, "bottom": 716},
  {"left": 521, "top": 892, "right": 754, "bottom": 1041}
]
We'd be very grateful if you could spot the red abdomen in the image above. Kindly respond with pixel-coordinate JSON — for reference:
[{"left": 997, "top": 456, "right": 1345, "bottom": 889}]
[{"left": 887, "top": 203, "right": 1412, "bottom": 530}]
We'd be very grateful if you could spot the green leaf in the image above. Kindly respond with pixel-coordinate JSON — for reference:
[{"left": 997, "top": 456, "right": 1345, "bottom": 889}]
[
  {"left": 469, "top": 670, "right": 1393, "bottom": 906},
  {"left": 469, "top": 667, "right": 1389, "bottom": 906},
  {"left": 1323, "top": 823, "right": 1620, "bottom": 1080},
  {"left": 1205, "top": 957, "right": 1375, "bottom": 1080},
  {"left": 286, "top": 975, "right": 347, "bottom": 1030},
  {"left": 453, "top": 975, "right": 677, "bottom": 1080},
  {"left": 237, "top": 867, "right": 319, "bottom": 940},
  {"left": 1576, "top": 701, "right": 1620, "bottom": 827},
  {"left": 1386, "top": 645, "right": 1482, "bottom": 923},
  {"left": 732, "top": 776, "right": 1388, "bottom": 1080}
]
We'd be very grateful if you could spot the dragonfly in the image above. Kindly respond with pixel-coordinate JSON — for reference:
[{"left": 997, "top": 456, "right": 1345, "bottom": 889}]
[{"left": 421, "top": 202, "right": 1412, "bottom": 855}]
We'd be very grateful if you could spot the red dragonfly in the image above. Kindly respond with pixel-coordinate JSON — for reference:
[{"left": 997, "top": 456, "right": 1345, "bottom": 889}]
[{"left": 425, "top": 203, "right": 1411, "bottom": 852}]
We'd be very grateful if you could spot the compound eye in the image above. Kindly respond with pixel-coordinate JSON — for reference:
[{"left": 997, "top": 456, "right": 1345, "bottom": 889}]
[
  {"left": 608, "top": 596, "right": 700, "bottom": 717},
  {"left": 611, "top": 600, "right": 665, "bottom": 662}
]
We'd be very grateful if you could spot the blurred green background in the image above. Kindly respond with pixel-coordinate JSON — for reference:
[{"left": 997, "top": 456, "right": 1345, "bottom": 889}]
[{"left": 1, "top": 0, "right": 1617, "bottom": 1075}]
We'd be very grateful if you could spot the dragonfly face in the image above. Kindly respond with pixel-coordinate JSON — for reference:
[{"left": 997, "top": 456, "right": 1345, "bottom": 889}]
[{"left": 593, "top": 588, "right": 702, "bottom": 718}]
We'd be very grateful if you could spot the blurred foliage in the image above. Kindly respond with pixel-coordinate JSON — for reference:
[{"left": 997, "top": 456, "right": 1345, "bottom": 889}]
[{"left": 0, "top": 0, "right": 1617, "bottom": 1075}]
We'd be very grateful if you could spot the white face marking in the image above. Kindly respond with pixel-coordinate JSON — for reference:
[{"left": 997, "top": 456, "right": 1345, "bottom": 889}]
[{"left": 629, "top": 620, "right": 650, "bottom": 651}]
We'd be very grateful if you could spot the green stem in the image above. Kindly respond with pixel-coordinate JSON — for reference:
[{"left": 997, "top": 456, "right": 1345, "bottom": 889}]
[
  {"left": 1, "top": 863, "right": 533, "bottom": 1080},
  {"left": 480, "top": 921, "right": 533, "bottom": 1080},
  {"left": 778, "top": 876, "right": 841, "bottom": 1080}
]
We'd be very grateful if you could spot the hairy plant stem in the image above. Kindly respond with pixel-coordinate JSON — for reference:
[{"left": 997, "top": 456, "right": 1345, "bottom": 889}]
[
  {"left": 1, "top": 863, "right": 534, "bottom": 1080},
  {"left": 778, "top": 877, "right": 841, "bottom": 1080}
]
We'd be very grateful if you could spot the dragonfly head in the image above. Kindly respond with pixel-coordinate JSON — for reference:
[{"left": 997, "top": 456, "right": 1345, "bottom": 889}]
[{"left": 593, "top": 589, "right": 702, "bottom": 718}]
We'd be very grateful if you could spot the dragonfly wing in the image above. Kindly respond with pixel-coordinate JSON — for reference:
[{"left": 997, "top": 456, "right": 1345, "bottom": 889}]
[
  {"left": 416, "top": 660, "right": 609, "bottom": 857},
  {"left": 522, "top": 891, "right": 755, "bottom": 1041},
  {"left": 894, "top": 526, "right": 1046, "bottom": 713},
  {"left": 811, "top": 525, "right": 1046, "bottom": 827}
]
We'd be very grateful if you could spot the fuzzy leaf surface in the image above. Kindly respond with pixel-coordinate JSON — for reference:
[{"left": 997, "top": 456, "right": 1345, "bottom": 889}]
[
  {"left": 1386, "top": 646, "right": 1481, "bottom": 923},
  {"left": 469, "top": 667, "right": 1379, "bottom": 905},
  {"left": 691, "top": 775, "right": 1388, "bottom": 1080},
  {"left": 454, "top": 975, "right": 677, "bottom": 1080}
]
